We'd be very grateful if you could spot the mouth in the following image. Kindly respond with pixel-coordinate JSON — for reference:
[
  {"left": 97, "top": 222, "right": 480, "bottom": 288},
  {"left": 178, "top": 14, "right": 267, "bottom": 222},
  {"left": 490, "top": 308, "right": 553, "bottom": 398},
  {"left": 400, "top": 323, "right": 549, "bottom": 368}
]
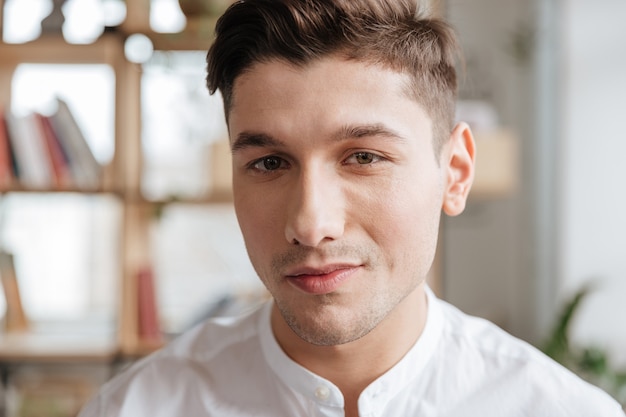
[{"left": 285, "top": 264, "right": 362, "bottom": 295}]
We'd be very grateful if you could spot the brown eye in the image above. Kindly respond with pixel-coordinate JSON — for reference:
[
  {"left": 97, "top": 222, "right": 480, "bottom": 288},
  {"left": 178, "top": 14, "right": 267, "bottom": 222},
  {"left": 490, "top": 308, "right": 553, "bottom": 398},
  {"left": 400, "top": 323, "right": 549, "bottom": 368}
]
[
  {"left": 252, "top": 156, "right": 285, "bottom": 172},
  {"left": 262, "top": 156, "right": 282, "bottom": 170},
  {"left": 354, "top": 152, "right": 375, "bottom": 164}
]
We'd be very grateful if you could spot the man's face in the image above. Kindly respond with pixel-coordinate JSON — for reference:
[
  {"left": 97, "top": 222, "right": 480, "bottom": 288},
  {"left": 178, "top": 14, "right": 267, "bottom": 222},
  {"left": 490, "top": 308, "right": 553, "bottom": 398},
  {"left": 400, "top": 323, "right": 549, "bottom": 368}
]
[{"left": 228, "top": 57, "right": 469, "bottom": 346}]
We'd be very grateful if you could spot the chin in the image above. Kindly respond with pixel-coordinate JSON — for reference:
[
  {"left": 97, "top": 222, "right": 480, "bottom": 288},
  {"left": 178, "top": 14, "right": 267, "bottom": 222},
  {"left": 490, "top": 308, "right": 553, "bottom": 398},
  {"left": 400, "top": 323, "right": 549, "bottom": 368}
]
[{"left": 279, "top": 302, "right": 382, "bottom": 346}]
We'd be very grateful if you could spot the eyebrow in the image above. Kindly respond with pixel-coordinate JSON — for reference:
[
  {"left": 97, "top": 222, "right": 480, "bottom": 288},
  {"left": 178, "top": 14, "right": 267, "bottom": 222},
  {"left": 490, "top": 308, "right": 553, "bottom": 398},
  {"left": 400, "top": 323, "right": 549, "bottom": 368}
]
[
  {"left": 231, "top": 123, "right": 405, "bottom": 153},
  {"left": 231, "top": 132, "right": 286, "bottom": 152},
  {"left": 334, "top": 123, "right": 406, "bottom": 142}
]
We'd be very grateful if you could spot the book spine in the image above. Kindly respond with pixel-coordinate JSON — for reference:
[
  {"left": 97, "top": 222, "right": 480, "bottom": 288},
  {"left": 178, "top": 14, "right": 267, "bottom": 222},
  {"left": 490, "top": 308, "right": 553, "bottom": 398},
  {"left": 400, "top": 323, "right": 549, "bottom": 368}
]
[
  {"left": 4, "top": 112, "right": 54, "bottom": 189},
  {"left": 137, "top": 266, "right": 162, "bottom": 343},
  {"left": 34, "top": 112, "right": 74, "bottom": 188},
  {"left": 48, "top": 99, "right": 101, "bottom": 190},
  {"left": 0, "top": 110, "right": 15, "bottom": 188}
]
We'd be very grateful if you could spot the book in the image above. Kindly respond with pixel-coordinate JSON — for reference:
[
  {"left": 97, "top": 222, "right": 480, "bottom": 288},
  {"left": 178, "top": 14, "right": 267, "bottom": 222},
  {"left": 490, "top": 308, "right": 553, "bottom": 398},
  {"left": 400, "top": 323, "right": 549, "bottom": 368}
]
[
  {"left": 48, "top": 98, "right": 102, "bottom": 190},
  {"left": 136, "top": 266, "right": 162, "bottom": 343},
  {"left": 0, "top": 111, "right": 15, "bottom": 188},
  {"left": 0, "top": 251, "right": 29, "bottom": 333},
  {"left": 34, "top": 112, "right": 74, "bottom": 188},
  {"left": 4, "top": 112, "right": 54, "bottom": 189},
  {"left": 7, "top": 118, "right": 21, "bottom": 180}
]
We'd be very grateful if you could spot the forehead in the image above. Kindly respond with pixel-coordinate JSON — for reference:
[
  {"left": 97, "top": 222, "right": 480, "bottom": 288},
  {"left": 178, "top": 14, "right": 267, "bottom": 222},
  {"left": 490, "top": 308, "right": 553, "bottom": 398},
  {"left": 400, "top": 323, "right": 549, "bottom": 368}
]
[
  {"left": 228, "top": 57, "right": 422, "bottom": 130},
  {"left": 230, "top": 55, "right": 413, "bottom": 109}
]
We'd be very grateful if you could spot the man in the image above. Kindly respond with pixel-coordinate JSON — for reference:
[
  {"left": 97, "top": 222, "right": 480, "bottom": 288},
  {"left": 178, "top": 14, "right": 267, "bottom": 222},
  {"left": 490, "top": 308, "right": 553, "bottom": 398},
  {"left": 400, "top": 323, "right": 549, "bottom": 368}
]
[{"left": 79, "top": 0, "right": 625, "bottom": 416}]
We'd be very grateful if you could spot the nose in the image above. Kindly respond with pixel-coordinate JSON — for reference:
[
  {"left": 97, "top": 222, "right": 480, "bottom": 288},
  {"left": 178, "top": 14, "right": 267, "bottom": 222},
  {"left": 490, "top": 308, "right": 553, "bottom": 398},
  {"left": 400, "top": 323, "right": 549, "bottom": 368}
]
[{"left": 284, "top": 167, "right": 345, "bottom": 247}]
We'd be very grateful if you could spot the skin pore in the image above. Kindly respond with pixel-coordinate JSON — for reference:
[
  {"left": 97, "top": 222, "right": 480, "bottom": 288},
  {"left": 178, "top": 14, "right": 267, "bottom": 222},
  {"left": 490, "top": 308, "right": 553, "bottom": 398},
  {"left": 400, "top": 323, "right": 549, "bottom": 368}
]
[{"left": 228, "top": 56, "right": 475, "bottom": 416}]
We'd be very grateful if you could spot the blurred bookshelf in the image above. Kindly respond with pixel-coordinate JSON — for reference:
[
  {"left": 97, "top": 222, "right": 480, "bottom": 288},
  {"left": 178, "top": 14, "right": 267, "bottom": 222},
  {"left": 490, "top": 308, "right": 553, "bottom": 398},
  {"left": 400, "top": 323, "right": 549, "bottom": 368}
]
[{"left": 0, "top": 1, "right": 263, "bottom": 414}]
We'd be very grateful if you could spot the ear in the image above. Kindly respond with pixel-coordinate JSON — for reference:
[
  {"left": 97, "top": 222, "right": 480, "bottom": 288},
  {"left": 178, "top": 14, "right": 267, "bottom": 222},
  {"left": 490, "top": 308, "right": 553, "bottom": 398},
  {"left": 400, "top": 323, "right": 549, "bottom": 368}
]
[{"left": 442, "top": 122, "right": 476, "bottom": 216}]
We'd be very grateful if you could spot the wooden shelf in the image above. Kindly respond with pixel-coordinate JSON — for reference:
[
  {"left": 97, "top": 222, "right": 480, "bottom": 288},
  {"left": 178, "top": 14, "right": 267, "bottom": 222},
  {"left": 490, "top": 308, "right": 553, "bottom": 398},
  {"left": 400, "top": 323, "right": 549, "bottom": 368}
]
[
  {"left": 0, "top": 332, "right": 118, "bottom": 364},
  {"left": 0, "top": 5, "right": 231, "bottom": 411},
  {"left": 139, "top": 191, "right": 234, "bottom": 206},
  {"left": 146, "top": 27, "right": 217, "bottom": 52},
  {"left": 0, "top": 33, "right": 144, "bottom": 361},
  {"left": 0, "top": 34, "right": 125, "bottom": 65},
  {"left": 471, "top": 129, "right": 518, "bottom": 199},
  {"left": 0, "top": 186, "right": 117, "bottom": 195},
  {"left": 118, "top": 338, "right": 164, "bottom": 359}
]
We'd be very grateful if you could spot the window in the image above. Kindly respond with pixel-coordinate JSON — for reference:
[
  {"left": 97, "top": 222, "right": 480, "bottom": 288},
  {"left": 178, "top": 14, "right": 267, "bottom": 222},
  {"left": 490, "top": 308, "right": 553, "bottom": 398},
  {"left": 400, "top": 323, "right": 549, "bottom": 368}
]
[{"left": 141, "top": 50, "right": 228, "bottom": 200}]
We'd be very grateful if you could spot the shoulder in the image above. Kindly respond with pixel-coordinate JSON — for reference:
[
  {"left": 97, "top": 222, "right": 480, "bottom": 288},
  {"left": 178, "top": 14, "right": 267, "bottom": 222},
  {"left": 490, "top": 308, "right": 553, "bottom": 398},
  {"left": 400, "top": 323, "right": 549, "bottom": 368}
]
[
  {"left": 79, "top": 303, "right": 270, "bottom": 417},
  {"left": 431, "top": 298, "right": 624, "bottom": 416},
  {"left": 162, "top": 303, "right": 264, "bottom": 361}
]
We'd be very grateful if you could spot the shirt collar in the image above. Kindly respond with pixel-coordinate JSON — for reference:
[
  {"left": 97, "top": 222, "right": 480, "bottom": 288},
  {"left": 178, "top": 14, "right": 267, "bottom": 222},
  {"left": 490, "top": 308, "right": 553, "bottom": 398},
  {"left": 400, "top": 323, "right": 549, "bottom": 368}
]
[
  {"left": 358, "top": 285, "right": 443, "bottom": 413},
  {"left": 258, "top": 302, "right": 345, "bottom": 408}
]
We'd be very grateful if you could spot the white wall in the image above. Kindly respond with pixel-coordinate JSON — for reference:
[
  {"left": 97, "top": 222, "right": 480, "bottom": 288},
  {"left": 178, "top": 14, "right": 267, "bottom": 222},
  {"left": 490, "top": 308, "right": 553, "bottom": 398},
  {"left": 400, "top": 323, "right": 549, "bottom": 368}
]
[
  {"left": 444, "top": 0, "right": 626, "bottom": 364},
  {"left": 445, "top": 0, "right": 542, "bottom": 343},
  {"left": 559, "top": 0, "right": 626, "bottom": 364}
]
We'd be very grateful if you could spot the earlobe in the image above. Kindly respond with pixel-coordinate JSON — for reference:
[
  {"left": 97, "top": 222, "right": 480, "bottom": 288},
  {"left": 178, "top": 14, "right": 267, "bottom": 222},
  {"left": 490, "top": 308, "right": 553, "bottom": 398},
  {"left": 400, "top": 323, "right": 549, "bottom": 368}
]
[{"left": 442, "top": 122, "right": 476, "bottom": 216}]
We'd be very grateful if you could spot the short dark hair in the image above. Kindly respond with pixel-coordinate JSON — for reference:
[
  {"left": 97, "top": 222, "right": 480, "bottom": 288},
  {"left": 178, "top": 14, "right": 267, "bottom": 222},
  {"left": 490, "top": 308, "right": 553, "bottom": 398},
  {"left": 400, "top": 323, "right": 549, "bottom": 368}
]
[{"left": 206, "top": 0, "right": 461, "bottom": 153}]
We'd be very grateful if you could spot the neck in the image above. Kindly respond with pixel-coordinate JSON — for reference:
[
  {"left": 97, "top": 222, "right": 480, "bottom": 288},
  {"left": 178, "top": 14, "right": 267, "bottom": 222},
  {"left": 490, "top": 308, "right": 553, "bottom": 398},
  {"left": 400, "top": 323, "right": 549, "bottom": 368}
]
[{"left": 271, "top": 283, "right": 428, "bottom": 404}]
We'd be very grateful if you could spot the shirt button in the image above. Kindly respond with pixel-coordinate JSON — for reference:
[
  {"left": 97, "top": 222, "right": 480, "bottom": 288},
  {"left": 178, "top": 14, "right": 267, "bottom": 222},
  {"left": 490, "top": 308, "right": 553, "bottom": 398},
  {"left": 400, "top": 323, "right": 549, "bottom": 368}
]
[{"left": 314, "top": 385, "right": 330, "bottom": 400}]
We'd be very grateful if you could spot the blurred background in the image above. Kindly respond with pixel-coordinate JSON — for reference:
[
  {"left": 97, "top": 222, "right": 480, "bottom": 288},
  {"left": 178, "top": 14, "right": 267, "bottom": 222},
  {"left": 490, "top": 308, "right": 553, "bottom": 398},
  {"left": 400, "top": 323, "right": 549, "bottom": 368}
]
[{"left": 0, "top": 0, "right": 624, "bottom": 415}]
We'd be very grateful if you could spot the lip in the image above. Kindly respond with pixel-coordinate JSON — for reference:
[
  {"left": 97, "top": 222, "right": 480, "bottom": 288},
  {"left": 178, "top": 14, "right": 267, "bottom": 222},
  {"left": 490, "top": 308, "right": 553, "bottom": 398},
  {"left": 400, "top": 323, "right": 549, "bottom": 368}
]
[{"left": 285, "top": 264, "right": 361, "bottom": 295}]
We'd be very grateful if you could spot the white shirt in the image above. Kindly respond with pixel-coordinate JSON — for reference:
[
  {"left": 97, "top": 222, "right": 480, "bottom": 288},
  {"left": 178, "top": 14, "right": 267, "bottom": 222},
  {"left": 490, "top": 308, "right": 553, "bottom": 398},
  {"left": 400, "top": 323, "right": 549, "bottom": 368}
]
[{"left": 79, "top": 288, "right": 625, "bottom": 417}]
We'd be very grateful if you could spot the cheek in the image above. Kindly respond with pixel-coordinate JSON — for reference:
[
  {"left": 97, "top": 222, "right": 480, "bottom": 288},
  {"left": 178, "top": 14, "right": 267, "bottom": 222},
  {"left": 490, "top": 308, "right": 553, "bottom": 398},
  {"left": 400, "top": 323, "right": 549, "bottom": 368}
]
[
  {"left": 234, "top": 192, "right": 283, "bottom": 265},
  {"left": 355, "top": 174, "right": 443, "bottom": 268}
]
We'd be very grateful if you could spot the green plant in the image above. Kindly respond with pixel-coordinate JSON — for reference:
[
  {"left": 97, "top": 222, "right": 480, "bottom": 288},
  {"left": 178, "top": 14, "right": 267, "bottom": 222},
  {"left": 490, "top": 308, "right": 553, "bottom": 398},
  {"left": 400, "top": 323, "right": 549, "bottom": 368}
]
[{"left": 543, "top": 285, "right": 626, "bottom": 407}]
